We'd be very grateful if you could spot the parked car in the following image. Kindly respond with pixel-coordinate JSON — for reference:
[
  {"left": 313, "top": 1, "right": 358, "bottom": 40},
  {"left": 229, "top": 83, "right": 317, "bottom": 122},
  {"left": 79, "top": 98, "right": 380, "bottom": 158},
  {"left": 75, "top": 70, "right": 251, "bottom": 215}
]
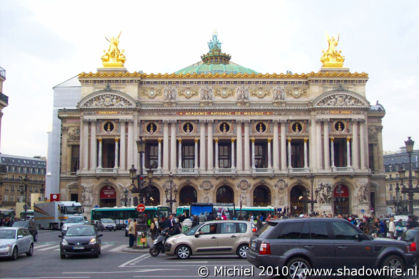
[
  {"left": 61, "top": 216, "right": 88, "bottom": 235},
  {"left": 0, "top": 227, "right": 34, "bottom": 260},
  {"left": 247, "top": 218, "right": 415, "bottom": 279},
  {"left": 402, "top": 227, "right": 419, "bottom": 264},
  {"left": 100, "top": 218, "right": 116, "bottom": 231},
  {"left": 59, "top": 225, "right": 102, "bottom": 259},
  {"left": 12, "top": 220, "right": 38, "bottom": 241},
  {"left": 165, "top": 220, "right": 253, "bottom": 259}
]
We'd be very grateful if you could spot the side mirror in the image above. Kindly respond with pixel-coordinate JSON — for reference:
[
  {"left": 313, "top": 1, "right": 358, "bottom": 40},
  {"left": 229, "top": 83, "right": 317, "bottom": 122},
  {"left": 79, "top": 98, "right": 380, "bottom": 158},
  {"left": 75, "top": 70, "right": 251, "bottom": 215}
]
[
  {"left": 194, "top": 232, "right": 200, "bottom": 238},
  {"left": 17, "top": 235, "right": 23, "bottom": 239}
]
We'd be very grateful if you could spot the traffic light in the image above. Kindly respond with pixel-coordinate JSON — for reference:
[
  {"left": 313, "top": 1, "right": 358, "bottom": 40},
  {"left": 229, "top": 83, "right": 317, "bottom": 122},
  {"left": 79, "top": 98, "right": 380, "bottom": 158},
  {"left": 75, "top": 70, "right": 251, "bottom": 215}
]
[{"left": 137, "top": 175, "right": 144, "bottom": 187}]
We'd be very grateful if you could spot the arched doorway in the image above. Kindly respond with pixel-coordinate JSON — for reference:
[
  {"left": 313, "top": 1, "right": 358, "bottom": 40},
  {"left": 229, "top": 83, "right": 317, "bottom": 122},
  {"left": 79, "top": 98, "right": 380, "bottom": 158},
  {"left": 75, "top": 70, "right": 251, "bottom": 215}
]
[
  {"left": 144, "top": 185, "right": 160, "bottom": 206},
  {"left": 333, "top": 184, "right": 349, "bottom": 216},
  {"left": 253, "top": 185, "right": 271, "bottom": 206},
  {"left": 179, "top": 186, "right": 197, "bottom": 205},
  {"left": 99, "top": 186, "right": 116, "bottom": 207},
  {"left": 216, "top": 186, "right": 234, "bottom": 203},
  {"left": 290, "top": 185, "right": 307, "bottom": 215}
]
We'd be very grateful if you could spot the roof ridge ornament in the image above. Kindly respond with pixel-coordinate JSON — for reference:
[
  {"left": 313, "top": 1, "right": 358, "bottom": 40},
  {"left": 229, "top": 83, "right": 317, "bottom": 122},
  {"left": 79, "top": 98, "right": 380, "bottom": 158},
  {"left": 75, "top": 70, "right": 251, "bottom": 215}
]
[
  {"left": 320, "top": 34, "right": 345, "bottom": 68},
  {"left": 201, "top": 33, "right": 231, "bottom": 65},
  {"left": 101, "top": 32, "right": 126, "bottom": 68}
]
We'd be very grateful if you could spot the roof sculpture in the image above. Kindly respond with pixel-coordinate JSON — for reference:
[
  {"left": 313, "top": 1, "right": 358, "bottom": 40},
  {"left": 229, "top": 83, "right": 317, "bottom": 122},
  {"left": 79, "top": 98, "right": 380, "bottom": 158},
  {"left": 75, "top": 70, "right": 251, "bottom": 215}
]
[
  {"left": 320, "top": 34, "right": 345, "bottom": 68},
  {"left": 101, "top": 32, "right": 126, "bottom": 68}
]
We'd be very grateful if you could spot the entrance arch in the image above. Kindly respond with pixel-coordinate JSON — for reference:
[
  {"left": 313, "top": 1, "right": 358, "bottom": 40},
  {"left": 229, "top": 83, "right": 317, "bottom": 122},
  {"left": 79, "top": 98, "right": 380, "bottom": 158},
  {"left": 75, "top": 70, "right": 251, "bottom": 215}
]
[
  {"left": 216, "top": 186, "right": 234, "bottom": 203},
  {"left": 179, "top": 186, "right": 197, "bottom": 205},
  {"left": 145, "top": 185, "right": 160, "bottom": 206},
  {"left": 333, "top": 184, "right": 350, "bottom": 215},
  {"left": 253, "top": 185, "right": 271, "bottom": 206},
  {"left": 290, "top": 185, "right": 307, "bottom": 215},
  {"left": 99, "top": 186, "right": 116, "bottom": 207}
]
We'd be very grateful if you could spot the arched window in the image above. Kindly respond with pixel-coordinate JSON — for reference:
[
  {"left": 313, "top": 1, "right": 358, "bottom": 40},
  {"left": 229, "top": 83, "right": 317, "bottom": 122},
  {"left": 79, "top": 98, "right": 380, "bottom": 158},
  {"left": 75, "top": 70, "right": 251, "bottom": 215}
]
[
  {"left": 333, "top": 184, "right": 350, "bottom": 215},
  {"left": 253, "top": 185, "right": 271, "bottom": 206},
  {"left": 290, "top": 185, "right": 308, "bottom": 215},
  {"left": 179, "top": 186, "right": 197, "bottom": 205},
  {"left": 144, "top": 185, "right": 160, "bottom": 206},
  {"left": 216, "top": 186, "right": 234, "bottom": 203},
  {"left": 99, "top": 185, "right": 116, "bottom": 207}
]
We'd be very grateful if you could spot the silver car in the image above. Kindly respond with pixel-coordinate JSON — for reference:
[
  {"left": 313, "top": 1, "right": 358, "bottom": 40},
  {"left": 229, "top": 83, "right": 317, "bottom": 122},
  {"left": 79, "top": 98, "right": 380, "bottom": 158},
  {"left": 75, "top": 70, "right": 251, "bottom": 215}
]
[
  {"left": 62, "top": 216, "right": 87, "bottom": 234},
  {"left": 165, "top": 220, "right": 253, "bottom": 259},
  {"left": 0, "top": 227, "right": 34, "bottom": 260}
]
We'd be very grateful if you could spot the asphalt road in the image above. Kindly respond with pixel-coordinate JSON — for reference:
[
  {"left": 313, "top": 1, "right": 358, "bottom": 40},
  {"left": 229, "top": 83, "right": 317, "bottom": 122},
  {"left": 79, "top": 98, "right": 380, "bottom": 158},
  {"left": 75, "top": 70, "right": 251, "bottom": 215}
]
[{"left": 0, "top": 229, "right": 261, "bottom": 279}]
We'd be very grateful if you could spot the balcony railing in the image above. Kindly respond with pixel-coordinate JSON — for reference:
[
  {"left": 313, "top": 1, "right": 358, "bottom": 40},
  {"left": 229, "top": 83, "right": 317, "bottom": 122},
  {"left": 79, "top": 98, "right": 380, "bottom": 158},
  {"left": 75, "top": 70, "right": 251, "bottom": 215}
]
[
  {"left": 216, "top": 168, "right": 235, "bottom": 173},
  {"left": 95, "top": 168, "right": 118, "bottom": 174},
  {"left": 289, "top": 168, "right": 310, "bottom": 173},
  {"left": 334, "top": 167, "right": 353, "bottom": 172},
  {"left": 177, "top": 168, "right": 197, "bottom": 174},
  {"left": 253, "top": 168, "right": 270, "bottom": 173}
]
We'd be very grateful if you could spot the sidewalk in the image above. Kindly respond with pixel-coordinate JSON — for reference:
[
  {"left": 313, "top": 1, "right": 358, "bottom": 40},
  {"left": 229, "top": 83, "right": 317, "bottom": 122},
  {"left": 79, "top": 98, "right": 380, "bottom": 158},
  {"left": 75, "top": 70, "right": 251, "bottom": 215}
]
[{"left": 121, "top": 236, "right": 153, "bottom": 253}]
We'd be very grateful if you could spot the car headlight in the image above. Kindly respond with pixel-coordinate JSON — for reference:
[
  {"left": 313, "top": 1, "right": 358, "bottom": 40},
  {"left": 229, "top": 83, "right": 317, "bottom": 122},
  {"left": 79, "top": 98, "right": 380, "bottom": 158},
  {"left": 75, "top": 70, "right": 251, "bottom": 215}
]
[
  {"left": 0, "top": 244, "right": 11, "bottom": 249},
  {"left": 153, "top": 239, "right": 158, "bottom": 245},
  {"left": 89, "top": 238, "right": 97, "bottom": 244},
  {"left": 62, "top": 239, "right": 69, "bottom": 245}
]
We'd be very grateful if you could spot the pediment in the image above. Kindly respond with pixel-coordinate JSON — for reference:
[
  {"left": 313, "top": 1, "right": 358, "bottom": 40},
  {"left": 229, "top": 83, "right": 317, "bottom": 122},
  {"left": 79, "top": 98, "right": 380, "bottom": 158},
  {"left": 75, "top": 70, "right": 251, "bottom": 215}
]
[
  {"left": 313, "top": 89, "right": 369, "bottom": 108},
  {"left": 78, "top": 90, "right": 136, "bottom": 109}
]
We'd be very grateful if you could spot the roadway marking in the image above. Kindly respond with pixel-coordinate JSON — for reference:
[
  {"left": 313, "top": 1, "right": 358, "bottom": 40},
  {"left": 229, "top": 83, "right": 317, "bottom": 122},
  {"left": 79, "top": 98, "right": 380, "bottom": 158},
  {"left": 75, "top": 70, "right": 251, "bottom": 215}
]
[
  {"left": 109, "top": 244, "right": 127, "bottom": 252},
  {"left": 37, "top": 245, "right": 59, "bottom": 251},
  {"left": 0, "top": 277, "right": 91, "bottom": 279},
  {"left": 34, "top": 244, "right": 54, "bottom": 249},
  {"left": 62, "top": 268, "right": 180, "bottom": 275},
  {"left": 100, "top": 244, "right": 113, "bottom": 250},
  {"left": 118, "top": 254, "right": 150, "bottom": 267}
]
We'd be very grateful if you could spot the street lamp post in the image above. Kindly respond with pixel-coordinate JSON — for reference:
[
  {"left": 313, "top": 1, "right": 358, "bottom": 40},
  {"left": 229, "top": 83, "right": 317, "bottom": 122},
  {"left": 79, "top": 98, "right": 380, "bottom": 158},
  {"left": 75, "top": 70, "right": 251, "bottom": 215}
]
[
  {"left": 401, "top": 137, "right": 416, "bottom": 215},
  {"left": 20, "top": 174, "right": 29, "bottom": 218},
  {"left": 137, "top": 138, "right": 146, "bottom": 204},
  {"left": 123, "top": 188, "right": 129, "bottom": 206},
  {"left": 165, "top": 172, "right": 177, "bottom": 214}
]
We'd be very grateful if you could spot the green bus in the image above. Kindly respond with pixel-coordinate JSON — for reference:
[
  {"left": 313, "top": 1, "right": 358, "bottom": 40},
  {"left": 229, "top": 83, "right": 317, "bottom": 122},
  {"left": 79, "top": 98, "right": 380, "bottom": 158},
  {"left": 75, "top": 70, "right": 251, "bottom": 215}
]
[
  {"left": 91, "top": 206, "right": 170, "bottom": 229},
  {"left": 175, "top": 205, "right": 275, "bottom": 220}
]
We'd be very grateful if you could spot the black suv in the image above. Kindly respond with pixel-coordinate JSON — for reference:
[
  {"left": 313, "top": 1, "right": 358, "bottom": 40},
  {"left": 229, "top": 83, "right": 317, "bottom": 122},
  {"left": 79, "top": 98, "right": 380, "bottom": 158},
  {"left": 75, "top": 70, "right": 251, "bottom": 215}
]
[{"left": 248, "top": 218, "right": 415, "bottom": 277}]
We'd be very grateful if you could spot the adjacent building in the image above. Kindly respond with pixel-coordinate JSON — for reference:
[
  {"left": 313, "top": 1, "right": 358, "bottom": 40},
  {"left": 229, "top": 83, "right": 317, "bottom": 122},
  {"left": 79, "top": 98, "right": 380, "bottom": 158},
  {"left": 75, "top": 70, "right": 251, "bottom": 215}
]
[
  {"left": 0, "top": 67, "right": 9, "bottom": 151},
  {"left": 58, "top": 33, "right": 386, "bottom": 218}
]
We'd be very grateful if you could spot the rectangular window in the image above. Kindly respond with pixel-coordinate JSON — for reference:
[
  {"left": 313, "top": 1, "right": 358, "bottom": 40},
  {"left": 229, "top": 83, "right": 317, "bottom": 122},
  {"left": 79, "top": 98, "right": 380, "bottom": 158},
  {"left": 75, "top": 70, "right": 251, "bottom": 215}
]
[
  {"left": 255, "top": 142, "right": 267, "bottom": 168},
  {"left": 309, "top": 222, "right": 329, "bottom": 239},
  {"left": 182, "top": 143, "right": 194, "bottom": 169},
  {"left": 277, "top": 222, "right": 303, "bottom": 239},
  {"left": 70, "top": 193, "right": 79, "bottom": 202},
  {"left": 291, "top": 140, "right": 304, "bottom": 168},
  {"left": 368, "top": 144, "right": 375, "bottom": 171},
  {"left": 71, "top": 145, "right": 80, "bottom": 173},
  {"left": 146, "top": 142, "right": 158, "bottom": 169},
  {"left": 219, "top": 143, "right": 231, "bottom": 168}
]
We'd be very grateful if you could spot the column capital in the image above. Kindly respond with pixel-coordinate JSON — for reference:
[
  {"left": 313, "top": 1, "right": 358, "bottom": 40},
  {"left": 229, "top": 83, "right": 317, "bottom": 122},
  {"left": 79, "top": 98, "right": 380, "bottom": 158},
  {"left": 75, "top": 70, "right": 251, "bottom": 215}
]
[
  {"left": 158, "top": 137, "right": 163, "bottom": 143},
  {"left": 346, "top": 136, "right": 351, "bottom": 141},
  {"left": 280, "top": 119, "right": 288, "bottom": 124},
  {"left": 115, "top": 137, "right": 119, "bottom": 142},
  {"left": 194, "top": 137, "right": 199, "bottom": 143},
  {"left": 231, "top": 137, "right": 236, "bottom": 142},
  {"left": 273, "top": 119, "right": 280, "bottom": 124},
  {"left": 267, "top": 137, "right": 272, "bottom": 143},
  {"left": 207, "top": 119, "right": 214, "bottom": 123},
  {"left": 169, "top": 119, "right": 177, "bottom": 124},
  {"left": 178, "top": 138, "right": 182, "bottom": 143},
  {"left": 98, "top": 137, "right": 102, "bottom": 142},
  {"left": 199, "top": 119, "right": 206, "bottom": 123},
  {"left": 251, "top": 137, "right": 255, "bottom": 142},
  {"left": 288, "top": 137, "right": 292, "bottom": 143},
  {"left": 330, "top": 136, "right": 334, "bottom": 141},
  {"left": 214, "top": 137, "right": 219, "bottom": 143},
  {"left": 163, "top": 119, "right": 170, "bottom": 124},
  {"left": 304, "top": 137, "right": 308, "bottom": 143},
  {"left": 358, "top": 119, "right": 366, "bottom": 124}
]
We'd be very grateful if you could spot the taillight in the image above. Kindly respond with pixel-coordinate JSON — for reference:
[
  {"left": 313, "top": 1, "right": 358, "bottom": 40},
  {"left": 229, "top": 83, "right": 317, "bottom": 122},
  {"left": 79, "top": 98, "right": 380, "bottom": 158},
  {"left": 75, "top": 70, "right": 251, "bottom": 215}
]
[
  {"left": 252, "top": 227, "right": 257, "bottom": 232},
  {"left": 259, "top": 242, "right": 271, "bottom": 255},
  {"left": 409, "top": 242, "right": 416, "bottom": 252}
]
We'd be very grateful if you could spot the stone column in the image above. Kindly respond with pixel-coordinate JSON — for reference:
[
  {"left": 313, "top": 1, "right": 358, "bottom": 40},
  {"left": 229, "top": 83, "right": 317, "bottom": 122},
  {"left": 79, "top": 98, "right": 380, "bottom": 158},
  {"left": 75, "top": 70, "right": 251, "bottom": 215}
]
[
  {"left": 273, "top": 121, "right": 279, "bottom": 171},
  {"left": 178, "top": 138, "right": 182, "bottom": 170},
  {"left": 251, "top": 137, "right": 256, "bottom": 169},
  {"left": 346, "top": 136, "right": 351, "bottom": 167},
  {"left": 231, "top": 138, "right": 235, "bottom": 169},
  {"left": 134, "top": 118, "right": 139, "bottom": 169},
  {"left": 268, "top": 138, "right": 272, "bottom": 170},
  {"left": 194, "top": 138, "right": 199, "bottom": 170},
  {"left": 330, "top": 137, "right": 335, "bottom": 168},
  {"left": 170, "top": 122, "right": 177, "bottom": 171},
  {"left": 200, "top": 121, "right": 206, "bottom": 171},
  {"left": 352, "top": 121, "right": 359, "bottom": 170},
  {"left": 244, "top": 121, "right": 250, "bottom": 171},
  {"left": 79, "top": 119, "right": 84, "bottom": 170},
  {"left": 82, "top": 120, "right": 89, "bottom": 171},
  {"left": 158, "top": 138, "right": 162, "bottom": 170},
  {"left": 280, "top": 120, "right": 287, "bottom": 171},
  {"left": 90, "top": 120, "right": 97, "bottom": 171},
  {"left": 359, "top": 120, "right": 366, "bottom": 170},
  {"left": 323, "top": 121, "right": 330, "bottom": 170},
  {"left": 316, "top": 120, "right": 322, "bottom": 169},
  {"left": 114, "top": 138, "right": 119, "bottom": 169},
  {"left": 304, "top": 138, "right": 308, "bottom": 169},
  {"left": 287, "top": 138, "right": 292, "bottom": 169},
  {"left": 120, "top": 122, "right": 126, "bottom": 171},
  {"left": 215, "top": 138, "right": 219, "bottom": 169},
  {"left": 309, "top": 120, "right": 316, "bottom": 170},
  {"left": 127, "top": 121, "right": 134, "bottom": 168},
  {"left": 163, "top": 121, "right": 169, "bottom": 172},
  {"left": 207, "top": 121, "right": 213, "bottom": 171},
  {"left": 236, "top": 121, "right": 242, "bottom": 171},
  {"left": 97, "top": 138, "right": 103, "bottom": 168}
]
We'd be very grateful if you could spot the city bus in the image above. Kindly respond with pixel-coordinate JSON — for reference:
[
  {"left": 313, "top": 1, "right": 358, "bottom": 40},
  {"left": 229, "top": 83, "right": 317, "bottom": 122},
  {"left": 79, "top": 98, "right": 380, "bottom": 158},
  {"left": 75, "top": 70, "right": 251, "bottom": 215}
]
[
  {"left": 90, "top": 206, "right": 170, "bottom": 229},
  {"left": 175, "top": 204, "right": 275, "bottom": 220}
]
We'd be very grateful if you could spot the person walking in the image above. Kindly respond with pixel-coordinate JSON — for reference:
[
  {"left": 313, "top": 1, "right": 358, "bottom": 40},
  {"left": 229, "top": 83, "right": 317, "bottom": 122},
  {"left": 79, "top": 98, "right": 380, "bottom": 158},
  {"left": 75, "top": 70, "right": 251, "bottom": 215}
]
[
  {"left": 128, "top": 219, "right": 137, "bottom": 248},
  {"left": 388, "top": 217, "right": 395, "bottom": 239}
]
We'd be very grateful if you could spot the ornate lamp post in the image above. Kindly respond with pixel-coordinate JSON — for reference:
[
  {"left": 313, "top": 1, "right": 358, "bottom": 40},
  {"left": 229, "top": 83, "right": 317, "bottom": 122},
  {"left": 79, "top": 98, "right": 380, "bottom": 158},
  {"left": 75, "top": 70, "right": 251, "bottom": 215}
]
[
  {"left": 137, "top": 137, "right": 145, "bottom": 204},
  {"left": 395, "top": 182, "right": 401, "bottom": 214},
  {"left": 401, "top": 137, "right": 416, "bottom": 215},
  {"left": 165, "top": 172, "right": 177, "bottom": 214},
  {"left": 123, "top": 188, "right": 129, "bottom": 206},
  {"left": 19, "top": 174, "right": 29, "bottom": 218},
  {"left": 308, "top": 175, "right": 317, "bottom": 214}
]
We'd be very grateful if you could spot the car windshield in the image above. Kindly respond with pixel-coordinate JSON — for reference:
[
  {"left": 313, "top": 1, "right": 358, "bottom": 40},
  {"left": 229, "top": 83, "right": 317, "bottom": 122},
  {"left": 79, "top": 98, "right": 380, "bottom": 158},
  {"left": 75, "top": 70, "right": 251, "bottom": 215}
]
[
  {"left": 0, "top": 229, "right": 16, "bottom": 239},
  {"left": 101, "top": 219, "right": 114, "bottom": 223},
  {"left": 12, "top": 221, "right": 28, "bottom": 228},
  {"left": 66, "top": 226, "right": 95, "bottom": 236},
  {"left": 185, "top": 224, "right": 201, "bottom": 235},
  {"left": 66, "top": 217, "right": 84, "bottom": 223}
]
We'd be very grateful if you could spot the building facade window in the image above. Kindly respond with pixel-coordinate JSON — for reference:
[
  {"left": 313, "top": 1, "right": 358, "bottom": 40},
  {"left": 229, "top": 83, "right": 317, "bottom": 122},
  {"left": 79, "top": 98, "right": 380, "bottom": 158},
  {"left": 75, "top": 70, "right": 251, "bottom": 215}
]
[
  {"left": 71, "top": 145, "right": 80, "bottom": 173},
  {"left": 255, "top": 142, "right": 267, "bottom": 168},
  {"left": 146, "top": 142, "right": 159, "bottom": 168},
  {"left": 182, "top": 142, "right": 195, "bottom": 168},
  {"left": 219, "top": 142, "right": 231, "bottom": 168}
]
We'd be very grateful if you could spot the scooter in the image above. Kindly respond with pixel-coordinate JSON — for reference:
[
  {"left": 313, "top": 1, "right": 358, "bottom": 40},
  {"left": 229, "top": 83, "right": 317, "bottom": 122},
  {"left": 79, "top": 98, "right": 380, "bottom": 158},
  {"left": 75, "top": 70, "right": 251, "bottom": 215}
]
[{"left": 149, "top": 229, "right": 169, "bottom": 257}]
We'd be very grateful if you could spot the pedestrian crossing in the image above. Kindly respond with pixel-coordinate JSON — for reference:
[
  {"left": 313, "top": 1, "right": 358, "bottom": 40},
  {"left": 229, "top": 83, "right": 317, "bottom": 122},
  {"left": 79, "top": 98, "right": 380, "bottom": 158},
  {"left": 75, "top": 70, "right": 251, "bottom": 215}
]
[{"left": 34, "top": 242, "right": 129, "bottom": 253}]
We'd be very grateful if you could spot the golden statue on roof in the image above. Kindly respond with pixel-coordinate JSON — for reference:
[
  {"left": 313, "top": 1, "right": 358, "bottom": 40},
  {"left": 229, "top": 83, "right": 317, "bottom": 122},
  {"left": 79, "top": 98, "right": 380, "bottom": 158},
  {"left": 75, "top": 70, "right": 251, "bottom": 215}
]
[
  {"left": 101, "top": 32, "right": 126, "bottom": 68},
  {"left": 320, "top": 34, "right": 345, "bottom": 68}
]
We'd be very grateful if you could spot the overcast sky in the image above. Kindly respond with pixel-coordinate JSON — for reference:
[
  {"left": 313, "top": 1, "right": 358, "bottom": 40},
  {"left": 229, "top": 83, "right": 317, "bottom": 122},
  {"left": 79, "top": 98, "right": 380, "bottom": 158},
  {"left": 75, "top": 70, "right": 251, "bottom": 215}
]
[{"left": 1, "top": 0, "right": 419, "bottom": 157}]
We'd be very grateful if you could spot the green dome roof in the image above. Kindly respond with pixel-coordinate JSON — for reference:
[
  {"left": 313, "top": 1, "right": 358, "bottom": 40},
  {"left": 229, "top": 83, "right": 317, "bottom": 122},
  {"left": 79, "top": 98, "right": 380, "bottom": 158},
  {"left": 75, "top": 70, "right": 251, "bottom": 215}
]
[{"left": 175, "top": 33, "right": 257, "bottom": 75}]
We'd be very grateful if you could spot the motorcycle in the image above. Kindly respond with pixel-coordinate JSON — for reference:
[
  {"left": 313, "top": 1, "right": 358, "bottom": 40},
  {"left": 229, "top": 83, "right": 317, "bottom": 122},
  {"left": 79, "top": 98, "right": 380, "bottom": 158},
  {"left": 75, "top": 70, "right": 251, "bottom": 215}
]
[{"left": 149, "top": 229, "right": 170, "bottom": 257}]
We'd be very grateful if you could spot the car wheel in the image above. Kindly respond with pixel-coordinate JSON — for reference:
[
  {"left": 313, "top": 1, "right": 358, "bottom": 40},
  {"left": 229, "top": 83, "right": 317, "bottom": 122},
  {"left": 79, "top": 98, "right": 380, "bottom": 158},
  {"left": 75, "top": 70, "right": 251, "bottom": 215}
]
[
  {"left": 236, "top": 244, "right": 249, "bottom": 259},
  {"left": 286, "top": 257, "right": 311, "bottom": 279},
  {"left": 175, "top": 245, "right": 191, "bottom": 259},
  {"left": 381, "top": 255, "right": 405, "bottom": 274},
  {"left": 11, "top": 247, "right": 18, "bottom": 260},
  {"left": 26, "top": 244, "right": 34, "bottom": 257}
]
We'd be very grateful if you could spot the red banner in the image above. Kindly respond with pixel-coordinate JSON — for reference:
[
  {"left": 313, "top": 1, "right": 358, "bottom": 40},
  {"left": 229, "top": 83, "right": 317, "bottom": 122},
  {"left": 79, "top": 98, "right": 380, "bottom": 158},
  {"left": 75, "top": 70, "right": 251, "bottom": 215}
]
[
  {"left": 50, "top": 193, "right": 60, "bottom": 201},
  {"left": 100, "top": 186, "right": 116, "bottom": 199},
  {"left": 333, "top": 185, "right": 349, "bottom": 198}
]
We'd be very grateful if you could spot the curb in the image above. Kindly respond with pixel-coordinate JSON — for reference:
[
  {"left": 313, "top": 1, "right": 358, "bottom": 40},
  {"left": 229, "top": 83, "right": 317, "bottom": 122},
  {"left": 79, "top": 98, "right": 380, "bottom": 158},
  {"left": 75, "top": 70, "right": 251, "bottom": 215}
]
[{"left": 121, "top": 247, "right": 150, "bottom": 253}]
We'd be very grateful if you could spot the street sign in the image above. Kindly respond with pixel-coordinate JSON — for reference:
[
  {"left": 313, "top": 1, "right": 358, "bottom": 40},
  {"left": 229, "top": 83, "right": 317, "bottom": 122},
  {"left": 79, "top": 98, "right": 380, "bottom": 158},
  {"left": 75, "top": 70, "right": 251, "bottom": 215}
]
[{"left": 136, "top": 203, "right": 145, "bottom": 213}]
